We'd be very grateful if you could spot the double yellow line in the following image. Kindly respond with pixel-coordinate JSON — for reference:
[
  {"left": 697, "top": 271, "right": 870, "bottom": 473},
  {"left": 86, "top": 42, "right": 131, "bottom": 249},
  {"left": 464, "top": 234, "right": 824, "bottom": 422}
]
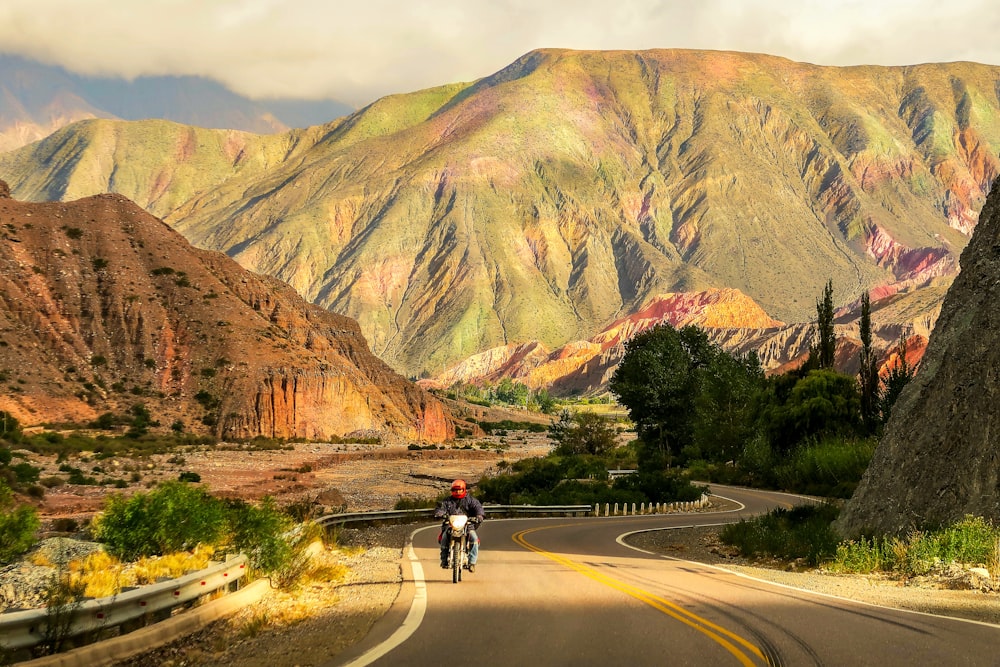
[{"left": 512, "top": 525, "right": 768, "bottom": 667}]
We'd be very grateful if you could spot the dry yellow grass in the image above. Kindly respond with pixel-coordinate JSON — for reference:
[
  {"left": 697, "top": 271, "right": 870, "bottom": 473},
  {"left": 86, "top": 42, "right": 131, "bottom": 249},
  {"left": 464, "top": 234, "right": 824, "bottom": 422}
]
[
  {"left": 68, "top": 551, "right": 131, "bottom": 598},
  {"left": 63, "top": 544, "right": 218, "bottom": 597},
  {"left": 131, "top": 544, "right": 214, "bottom": 584}
]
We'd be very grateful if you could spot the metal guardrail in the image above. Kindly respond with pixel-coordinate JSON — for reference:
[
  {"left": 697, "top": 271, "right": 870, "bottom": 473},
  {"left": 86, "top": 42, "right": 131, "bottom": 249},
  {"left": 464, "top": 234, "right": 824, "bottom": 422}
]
[
  {"left": 316, "top": 504, "right": 593, "bottom": 527},
  {"left": 0, "top": 503, "right": 604, "bottom": 658},
  {"left": 0, "top": 555, "right": 247, "bottom": 654}
]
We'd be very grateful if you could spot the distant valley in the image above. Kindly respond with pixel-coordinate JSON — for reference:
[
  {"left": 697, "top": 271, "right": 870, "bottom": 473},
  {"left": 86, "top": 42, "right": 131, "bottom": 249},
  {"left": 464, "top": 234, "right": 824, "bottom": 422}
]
[{"left": 2, "top": 48, "right": 997, "bottom": 391}]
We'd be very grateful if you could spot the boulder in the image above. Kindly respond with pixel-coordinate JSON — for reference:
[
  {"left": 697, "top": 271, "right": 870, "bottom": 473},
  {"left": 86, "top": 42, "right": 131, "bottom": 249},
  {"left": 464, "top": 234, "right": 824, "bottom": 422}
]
[{"left": 836, "top": 175, "right": 1000, "bottom": 537}]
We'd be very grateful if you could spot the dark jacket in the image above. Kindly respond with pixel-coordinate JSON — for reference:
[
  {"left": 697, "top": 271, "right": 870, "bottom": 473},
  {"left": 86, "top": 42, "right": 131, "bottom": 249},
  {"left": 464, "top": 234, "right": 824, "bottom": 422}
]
[{"left": 434, "top": 495, "right": 485, "bottom": 522}]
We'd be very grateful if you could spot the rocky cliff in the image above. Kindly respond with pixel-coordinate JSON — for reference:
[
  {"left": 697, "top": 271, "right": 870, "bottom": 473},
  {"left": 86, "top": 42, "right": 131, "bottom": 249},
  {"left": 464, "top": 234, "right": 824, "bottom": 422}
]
[
  {"left": 836, "top": 175, "right": 1000, "bottom": 537},
  {"left": 0, "top": 182, "right": 452, "bottom": 442}
]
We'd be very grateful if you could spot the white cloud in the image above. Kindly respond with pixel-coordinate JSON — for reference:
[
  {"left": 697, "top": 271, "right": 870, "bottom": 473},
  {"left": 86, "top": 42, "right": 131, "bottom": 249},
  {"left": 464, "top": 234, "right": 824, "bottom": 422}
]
[{"left": 0, "top": 0, "right": 998, "bottom": 107}]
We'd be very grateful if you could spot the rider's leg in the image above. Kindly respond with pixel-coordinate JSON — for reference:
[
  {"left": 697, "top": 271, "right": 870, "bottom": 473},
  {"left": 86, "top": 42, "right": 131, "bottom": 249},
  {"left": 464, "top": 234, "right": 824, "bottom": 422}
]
[
  {"left": 467, "top": 528, "right": 479, "bottom": 565},
  {"left": 439, "top": 527, "right": 449, "bottom": 566}
]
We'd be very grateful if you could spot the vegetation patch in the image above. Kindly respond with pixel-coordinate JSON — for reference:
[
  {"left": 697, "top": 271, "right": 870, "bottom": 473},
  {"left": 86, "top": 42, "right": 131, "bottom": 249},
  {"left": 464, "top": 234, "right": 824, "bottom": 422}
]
[
  {"left": 719, "top": 504, "right": 842, "bottom": 566},
  {"left": 831, "top": 515, "right": 1000, "bottom": 577}
]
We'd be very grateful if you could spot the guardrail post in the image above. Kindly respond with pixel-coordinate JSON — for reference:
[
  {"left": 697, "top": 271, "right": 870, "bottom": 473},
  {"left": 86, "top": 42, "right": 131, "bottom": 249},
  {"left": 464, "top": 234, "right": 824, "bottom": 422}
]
[
  {"left": 630, "top": 503, "right": 636, "bottom": 516},
  {"left": 613, "top": 503, "right": 618, "bottom": 516}
]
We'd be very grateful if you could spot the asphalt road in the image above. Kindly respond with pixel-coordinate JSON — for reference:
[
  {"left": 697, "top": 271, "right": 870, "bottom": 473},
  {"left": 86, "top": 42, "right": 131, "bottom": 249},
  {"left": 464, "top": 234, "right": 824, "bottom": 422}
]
[{"left": 329, "top": 486, "right": 1000, "bottom": 666}]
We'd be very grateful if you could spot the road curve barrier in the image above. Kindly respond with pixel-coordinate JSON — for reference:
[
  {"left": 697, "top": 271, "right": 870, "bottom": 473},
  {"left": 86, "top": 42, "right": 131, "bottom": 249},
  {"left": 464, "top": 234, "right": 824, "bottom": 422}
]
[
  {"left": 593, "top": 494, "right": 710, "bottom": 517},
  {"left": 316, "top": 504, "right": 594, "bottom": 528},
  {"left": 0, "top": 554, "right": 247, "bottom": 661}
]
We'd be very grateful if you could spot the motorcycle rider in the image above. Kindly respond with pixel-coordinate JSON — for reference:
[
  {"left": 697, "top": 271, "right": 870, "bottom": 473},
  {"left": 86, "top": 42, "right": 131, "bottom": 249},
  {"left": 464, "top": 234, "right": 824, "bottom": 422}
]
[{"left": 434, "top": 479, "right": 484, "bottom": 572}]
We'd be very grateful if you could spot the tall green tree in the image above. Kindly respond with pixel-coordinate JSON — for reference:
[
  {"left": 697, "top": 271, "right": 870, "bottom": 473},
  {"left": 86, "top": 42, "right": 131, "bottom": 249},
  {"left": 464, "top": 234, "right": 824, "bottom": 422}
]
[
  {"left": 610, "top": 324, "right": 765, "bottom": 468},
  {"left": 691, "top": 351, "right": 766, "bottom": 463},
  {"left": 609, "top": 324, "right": 709, "bottom": 467},
  {"left": 812, "top": 279, "right": 837, "bottom": 369},
  {"left": 857, "top": 291, "right": 880, "bottom": 433},
  {"left": 879, "top": 335, "right": 915, "bottom": 424},
  {"left": 550, "top": 411, "right": 618, "bottom": 456},
  {"left": 760, "top": 369, "right": 863, "bottom": 453}
]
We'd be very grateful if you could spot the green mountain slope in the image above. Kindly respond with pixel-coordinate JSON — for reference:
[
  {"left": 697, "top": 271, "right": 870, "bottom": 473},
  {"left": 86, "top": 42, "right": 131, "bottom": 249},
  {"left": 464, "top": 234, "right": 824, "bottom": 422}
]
[{"left": 2, "top": 49, "right": 997, "bottom": 377}]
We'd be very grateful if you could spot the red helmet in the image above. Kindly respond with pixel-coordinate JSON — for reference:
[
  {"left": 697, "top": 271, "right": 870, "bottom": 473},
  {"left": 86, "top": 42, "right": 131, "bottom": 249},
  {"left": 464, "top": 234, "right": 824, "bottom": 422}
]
[{"left": 450, "top": 479, "right": 467, "bottom": 499}]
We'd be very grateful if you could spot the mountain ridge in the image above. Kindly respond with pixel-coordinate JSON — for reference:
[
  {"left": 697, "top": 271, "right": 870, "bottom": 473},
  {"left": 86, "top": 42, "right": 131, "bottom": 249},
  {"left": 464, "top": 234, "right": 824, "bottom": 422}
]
[
  {"left": 0, "top": 54, "right": 353, "bottom": 152},
  {"left": 1, "top": 48, "right": 996, "bottom": 381}
]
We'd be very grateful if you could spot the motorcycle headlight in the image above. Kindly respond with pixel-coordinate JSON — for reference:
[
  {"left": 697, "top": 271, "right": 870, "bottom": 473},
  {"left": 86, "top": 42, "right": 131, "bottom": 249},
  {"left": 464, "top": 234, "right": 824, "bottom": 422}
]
[{"left": 449, "top": 515, "right": 469, "bottom": 530}]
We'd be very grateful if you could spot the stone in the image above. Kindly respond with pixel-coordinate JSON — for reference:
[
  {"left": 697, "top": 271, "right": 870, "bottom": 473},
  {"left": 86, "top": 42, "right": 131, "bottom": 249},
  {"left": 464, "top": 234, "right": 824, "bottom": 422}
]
[{"left": 836, "top": 175, "right": 1000, "bottom": 537}]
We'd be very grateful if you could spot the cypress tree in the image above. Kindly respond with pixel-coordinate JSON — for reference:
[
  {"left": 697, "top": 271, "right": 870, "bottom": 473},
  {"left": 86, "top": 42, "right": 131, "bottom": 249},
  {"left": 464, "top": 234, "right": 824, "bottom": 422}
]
[
  {"left": 814, "top": 279, "right": 836, "bottom": 369},
  {"left": 858, "top": 291, "right": 879, "bottom": 433}
]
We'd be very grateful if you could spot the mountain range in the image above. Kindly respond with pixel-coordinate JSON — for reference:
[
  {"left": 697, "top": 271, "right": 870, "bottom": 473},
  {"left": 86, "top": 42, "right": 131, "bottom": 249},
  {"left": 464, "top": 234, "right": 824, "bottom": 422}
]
[
  {"left": 0, "top": 180, "right": 451, "bottom": 442},
  {"left": 0, "top": 54, "right": 352, "bottom": 152},
  {"left": 2, "top": 49, "right": 998, "bottom": 390}
]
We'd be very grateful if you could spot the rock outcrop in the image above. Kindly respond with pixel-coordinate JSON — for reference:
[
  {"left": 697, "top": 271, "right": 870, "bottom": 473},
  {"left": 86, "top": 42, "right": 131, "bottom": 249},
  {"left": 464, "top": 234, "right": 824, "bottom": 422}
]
[
  {"left": 0, "top": 182, "right": 452, "bottom": 443},
  {"left": 836, "top": 175, "right": 1000, "bottom": 537}
]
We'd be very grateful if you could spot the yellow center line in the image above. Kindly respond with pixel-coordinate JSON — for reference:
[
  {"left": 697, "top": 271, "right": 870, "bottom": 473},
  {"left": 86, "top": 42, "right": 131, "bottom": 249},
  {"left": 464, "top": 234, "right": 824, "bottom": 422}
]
[{"left": 513, "top": 525, "right": 768, "bottom": 667}]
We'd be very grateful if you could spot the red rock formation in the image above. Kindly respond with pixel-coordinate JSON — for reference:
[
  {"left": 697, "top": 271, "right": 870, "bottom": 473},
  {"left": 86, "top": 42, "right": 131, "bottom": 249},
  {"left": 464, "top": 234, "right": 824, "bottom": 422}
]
[
  {"left": 0, "top": 184, "right": 453, "bottom": 443},
  {"left": 430, "top": 286, "right": 934, "bottom": 394},
  {"left": 430, "top": 288, "right": 785, "bottom": 392}
]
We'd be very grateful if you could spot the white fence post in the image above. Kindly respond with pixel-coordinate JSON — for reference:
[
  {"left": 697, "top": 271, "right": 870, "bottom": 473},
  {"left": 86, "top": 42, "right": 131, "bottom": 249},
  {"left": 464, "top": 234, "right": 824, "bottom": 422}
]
[
  {"left": 631, "top": 503, "right": 636, "bottom": 515},
  {"left": 614, "top": 502, "right": 619, "bottom": 516}
]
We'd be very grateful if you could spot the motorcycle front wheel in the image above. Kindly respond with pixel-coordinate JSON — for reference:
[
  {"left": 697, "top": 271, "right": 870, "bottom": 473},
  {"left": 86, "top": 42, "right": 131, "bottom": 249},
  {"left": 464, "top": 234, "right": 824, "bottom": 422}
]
[{"left": 452, "top": 541, "right": 463, "bottom": 583}]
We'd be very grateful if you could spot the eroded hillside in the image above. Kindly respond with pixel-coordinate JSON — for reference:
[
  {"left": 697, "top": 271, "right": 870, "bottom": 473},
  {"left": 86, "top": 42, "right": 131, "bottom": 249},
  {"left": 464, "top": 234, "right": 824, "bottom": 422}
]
[
  {"left": 2, "top": 49, "right": 997, "bottom": 378},
  {"left": 0, "top": 182, "right": 452, "bottom": 441}
]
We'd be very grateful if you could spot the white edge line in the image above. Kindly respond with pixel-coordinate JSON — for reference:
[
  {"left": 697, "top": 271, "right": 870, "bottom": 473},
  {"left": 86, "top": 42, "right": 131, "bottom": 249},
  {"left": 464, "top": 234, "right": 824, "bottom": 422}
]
[
  {"left": 340, "top": 525, "right": 434, "bottom": 667},
  {"left": 616, "top": 524, "right": 1000, "bottom": 631},
  {"left": 339, "top": 491, "right": 756, "bottom": 665}
]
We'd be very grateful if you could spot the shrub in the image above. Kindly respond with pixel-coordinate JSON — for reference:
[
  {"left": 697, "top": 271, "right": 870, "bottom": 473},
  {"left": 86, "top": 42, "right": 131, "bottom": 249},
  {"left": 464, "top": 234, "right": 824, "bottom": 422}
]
[
  {"left": 178, "top": 471, "right": 201, "bottom": 483},
  {"left": 832, "top": 516, "right": 1000, "bottom": 576},
  {"left": 11, "top": 461, "right": 41, "bottom": 484},
  {"left": 0, "top": 480, "right": 40, "bottom": 564},
  {"left": 720, "top": 503, "right": 841, "bottom": 566},
  {"left": 94, "top": 481, "right": 227, "bottom": 560},
  {"left": 771, "top": 437, "right": 876, "bottom": 498},
  {"left": 394, "top": 496, "right": 437, "bottom": 510},
  {"left": 227, "top": 498, "right": 294, "bottom": 575}
]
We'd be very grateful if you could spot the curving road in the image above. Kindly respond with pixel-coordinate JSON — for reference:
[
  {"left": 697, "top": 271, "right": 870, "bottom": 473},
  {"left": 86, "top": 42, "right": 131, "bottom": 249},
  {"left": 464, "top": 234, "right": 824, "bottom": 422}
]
[{"left": 329, "top": 486, "right": 1000, "bottom": 666}]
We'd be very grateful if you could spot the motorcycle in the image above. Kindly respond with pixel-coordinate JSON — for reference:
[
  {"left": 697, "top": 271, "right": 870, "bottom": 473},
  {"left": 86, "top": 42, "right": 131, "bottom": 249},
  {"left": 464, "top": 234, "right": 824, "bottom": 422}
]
[{"left": 442, "top": 513, "right": 478, "bottom": 583}]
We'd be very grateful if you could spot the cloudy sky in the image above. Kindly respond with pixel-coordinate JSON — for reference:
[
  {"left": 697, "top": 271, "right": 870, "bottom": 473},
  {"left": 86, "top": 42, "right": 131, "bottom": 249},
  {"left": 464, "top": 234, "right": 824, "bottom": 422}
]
[{"left": 1, "top": 0, "right": 998, "bottom": 108}]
